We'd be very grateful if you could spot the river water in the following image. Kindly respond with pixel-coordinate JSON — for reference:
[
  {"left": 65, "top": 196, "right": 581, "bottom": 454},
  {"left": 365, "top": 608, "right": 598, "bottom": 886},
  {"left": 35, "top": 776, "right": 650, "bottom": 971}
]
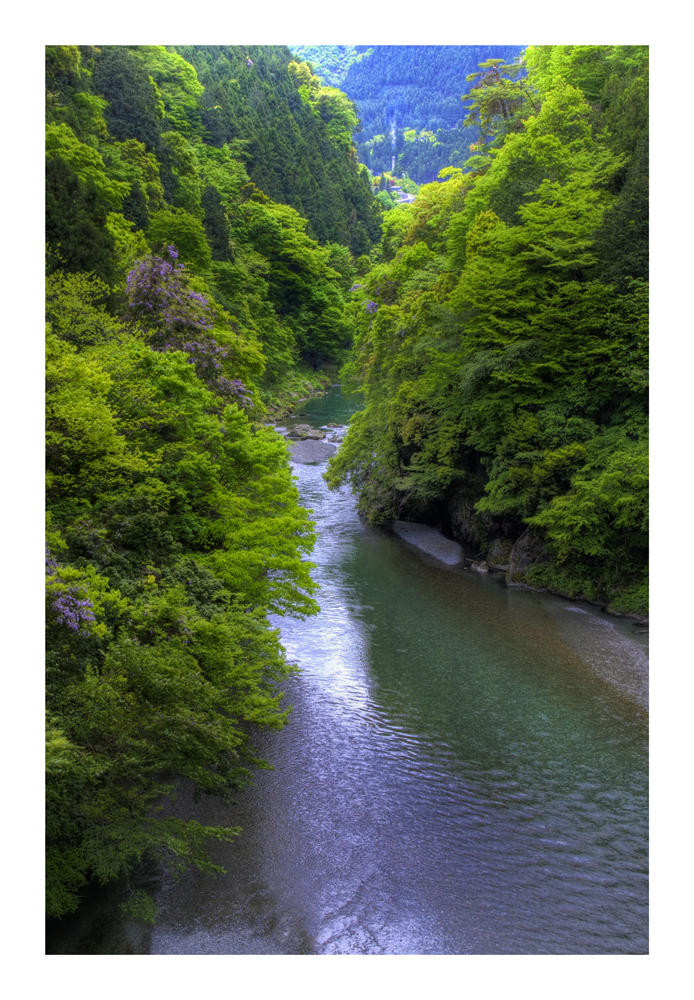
[{"left": 145, "top": 389, "right": 648, "bottom": 955}]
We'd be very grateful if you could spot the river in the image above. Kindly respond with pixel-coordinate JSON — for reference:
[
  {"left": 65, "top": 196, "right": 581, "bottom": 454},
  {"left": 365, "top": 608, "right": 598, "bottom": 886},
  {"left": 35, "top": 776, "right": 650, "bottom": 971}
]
[
  {"left": 46, "top": 388, "right": 648, "bottom": 955},
  {"left": 148, "top": 388, "right": 649, "bottom": 955}
]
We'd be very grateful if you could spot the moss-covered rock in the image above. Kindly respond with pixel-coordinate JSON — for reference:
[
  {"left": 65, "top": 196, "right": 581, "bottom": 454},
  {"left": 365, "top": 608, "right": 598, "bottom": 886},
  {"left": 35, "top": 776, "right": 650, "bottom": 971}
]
[{"left": 506, "top": 529, "right": 548, "bottom": 587}]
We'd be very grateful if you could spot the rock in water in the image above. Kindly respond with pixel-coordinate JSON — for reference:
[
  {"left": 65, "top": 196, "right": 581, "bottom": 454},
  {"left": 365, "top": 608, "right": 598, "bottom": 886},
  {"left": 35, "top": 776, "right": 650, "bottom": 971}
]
[
  {"left": 288, "top": 439, "right": 336, "bottom": 464},
  {"left": 471, "top": 561, "right": 489, "bottom": 573},
  {"left": 287, "top": 424, "right": 326, "bottom": 440},
  {"left": 392, "top": 521, "right": 464, "bottom": 565}
]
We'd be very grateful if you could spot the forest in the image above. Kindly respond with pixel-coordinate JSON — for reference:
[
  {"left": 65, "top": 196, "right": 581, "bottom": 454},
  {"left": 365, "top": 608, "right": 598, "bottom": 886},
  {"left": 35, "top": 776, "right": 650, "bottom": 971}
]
[
  {"left": 289, "top": 45, "right": 374, "bottom": 89},
  {"left": 291, "top": 45, "right": 526, "bottom": 183},
  {"left": 328, "top": 45, "right": 649, "bottom": 616},
  {"left": 45, "top": 43, "right": 648, "bottom": 930}
]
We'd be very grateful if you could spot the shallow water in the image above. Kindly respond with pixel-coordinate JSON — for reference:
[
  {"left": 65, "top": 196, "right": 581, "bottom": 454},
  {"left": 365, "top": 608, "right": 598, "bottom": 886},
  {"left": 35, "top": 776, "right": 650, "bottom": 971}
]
[{"left": 148, "top": 389, "right": 648, "bottom": 955}]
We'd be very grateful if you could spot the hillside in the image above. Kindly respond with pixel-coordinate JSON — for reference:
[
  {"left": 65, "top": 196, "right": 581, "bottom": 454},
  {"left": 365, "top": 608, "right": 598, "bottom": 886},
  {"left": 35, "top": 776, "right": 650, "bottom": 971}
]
[
  {"left": 327, "top": 45, "right": 649, "bottom": 616},
  {"left": 290, "top": 45, "right": 525, "bottom": 183},
  {"left": 288, "top": 45, "right": 373, "bottom": 88}
]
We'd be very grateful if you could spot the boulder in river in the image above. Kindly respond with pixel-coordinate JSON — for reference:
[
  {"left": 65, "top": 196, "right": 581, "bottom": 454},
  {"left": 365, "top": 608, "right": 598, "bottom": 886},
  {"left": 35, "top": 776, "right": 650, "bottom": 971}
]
[
  {"left": 287, "top": 424, "right": 326, "bottom": 440},
  {"left": 392, "top": 521, "right": 464, "bottom": 566}
]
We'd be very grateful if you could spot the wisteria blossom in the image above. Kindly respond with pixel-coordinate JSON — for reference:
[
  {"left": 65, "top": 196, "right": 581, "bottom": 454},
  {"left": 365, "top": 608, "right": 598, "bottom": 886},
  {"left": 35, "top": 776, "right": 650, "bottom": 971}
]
[
  {"left": 126, "top": 245, "right": 213, "bottom": 337},
  {"left": 127, "top": 246, "right": 251, "bottom": 404},
  {"left": 46, "top": 548, "right": 96, "bottom": 633}
]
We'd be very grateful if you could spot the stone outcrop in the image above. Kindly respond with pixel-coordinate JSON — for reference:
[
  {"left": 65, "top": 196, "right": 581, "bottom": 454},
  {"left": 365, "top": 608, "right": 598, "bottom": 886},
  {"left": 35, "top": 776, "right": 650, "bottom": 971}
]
[
  {"left": 392, "top": 521, "right": 465, "bottom": 566},
  {"left": 506, "top": 529, "right": 548, "bottom": 587},
  {"left": 486, "top": 538, "right": 514, "bottom": 572},
  {"left": 449, "top": 501, "right": 484, "bottom": 550}
]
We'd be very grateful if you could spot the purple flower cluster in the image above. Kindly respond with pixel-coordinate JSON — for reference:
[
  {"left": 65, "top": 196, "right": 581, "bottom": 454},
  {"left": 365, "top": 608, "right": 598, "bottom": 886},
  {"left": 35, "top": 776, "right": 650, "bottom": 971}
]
[
  {"left": 127, "top": 248, "right": 252, "bottom": 405},
  {"left": 217, "top": 377, "right": 252, "bottom": 401},
  {"left": 182, "top": 340, "right": 227, "bottom": 373},
  {"left": 51, "top": 589, "right": 97, "bottom": 632},
  {"left": 46, "top": 547, "right": 96, "bottom": 633},
  {"left": 126, "top": 246, "right": 213, "bottom": 337},
  {"left": 365, "top": 300, "right": 378, "bottom": 315},
  {"left": 349, "top": 283, "right": 364, "bottom": 292}
]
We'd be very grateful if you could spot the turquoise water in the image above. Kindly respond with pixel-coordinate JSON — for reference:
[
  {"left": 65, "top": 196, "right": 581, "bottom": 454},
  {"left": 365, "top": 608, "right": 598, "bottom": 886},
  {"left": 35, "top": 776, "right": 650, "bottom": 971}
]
[{"left": 148, "top": 390, "right": 648, "bottom": 955}]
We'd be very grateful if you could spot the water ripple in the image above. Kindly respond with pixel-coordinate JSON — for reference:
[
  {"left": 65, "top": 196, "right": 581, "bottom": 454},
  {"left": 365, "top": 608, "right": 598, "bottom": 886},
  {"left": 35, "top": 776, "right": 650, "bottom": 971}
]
[{"left": 150, "top": 391, "right": 648, "bottom": 956}]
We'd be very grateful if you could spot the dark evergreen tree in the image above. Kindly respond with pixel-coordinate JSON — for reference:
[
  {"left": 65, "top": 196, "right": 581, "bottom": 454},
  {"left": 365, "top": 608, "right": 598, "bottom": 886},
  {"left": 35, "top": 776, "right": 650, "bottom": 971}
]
[
  {"left": 92, "top": 46, "right": 162, "bottom": 151},
  {"left": 45, "top": 156, "right": 115, "bottom": 283},
  {"left": 202, "top": 185, "right": 233, "bottom": 261}
]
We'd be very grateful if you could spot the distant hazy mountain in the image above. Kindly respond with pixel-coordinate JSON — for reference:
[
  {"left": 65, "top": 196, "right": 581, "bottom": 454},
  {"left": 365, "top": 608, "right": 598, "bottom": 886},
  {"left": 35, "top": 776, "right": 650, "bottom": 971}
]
[
  {"left": 288, "top": 45, "right": 373, "bottom": 88},
  {"left": 290, "top": 44, "right": 526, "bottom": 183}
]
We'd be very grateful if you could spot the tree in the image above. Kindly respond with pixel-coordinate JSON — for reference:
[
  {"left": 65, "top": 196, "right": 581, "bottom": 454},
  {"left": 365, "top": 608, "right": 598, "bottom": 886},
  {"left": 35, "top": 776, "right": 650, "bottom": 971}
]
[
  {"left": 202, "top": 185, "right": 233, "bottom": 261},
  {"left": 92, "top": 46, "right": 162, "bottom": 151},
  {"left": 45, "top": 156, "right": 117, "bottom": 283},
  {"left": 146, "top": 210, "right": 212, "bottom": 272}
]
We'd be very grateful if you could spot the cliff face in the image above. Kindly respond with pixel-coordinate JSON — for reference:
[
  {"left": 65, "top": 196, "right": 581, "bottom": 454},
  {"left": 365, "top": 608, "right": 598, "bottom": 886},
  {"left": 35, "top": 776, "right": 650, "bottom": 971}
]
[{"left": 504, "top": 530, "right": 547, "bottom": 588}]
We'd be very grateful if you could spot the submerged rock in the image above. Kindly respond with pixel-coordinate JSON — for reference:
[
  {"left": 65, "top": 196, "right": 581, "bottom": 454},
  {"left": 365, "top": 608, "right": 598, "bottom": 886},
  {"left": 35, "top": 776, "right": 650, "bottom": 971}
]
[{"left": 392, "top": 521, "right": 464, "bottom": 566}]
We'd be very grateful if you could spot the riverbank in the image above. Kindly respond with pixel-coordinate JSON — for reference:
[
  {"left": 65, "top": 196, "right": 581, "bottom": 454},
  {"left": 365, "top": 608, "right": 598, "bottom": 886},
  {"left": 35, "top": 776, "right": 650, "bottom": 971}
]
[
  {"left": 272, "top": 400, "right": 648, "bottom": 629},
  {"left": 273, "top": 400, "right": 648, "bottom": 706},
  {"left": 147, "top": 397, "right": 648, "bottom": 953},
  {"left": 260, "top": 367, "right": 339, "bottom": 421},
  {"left": 388, "top": 517, "right": 648, "bottom": 627}
]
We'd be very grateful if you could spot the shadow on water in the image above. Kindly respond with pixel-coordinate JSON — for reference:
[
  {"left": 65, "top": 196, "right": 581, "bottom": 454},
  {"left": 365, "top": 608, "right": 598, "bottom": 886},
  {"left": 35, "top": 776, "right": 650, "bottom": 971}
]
[{"left": 45, "top": 864, "right": 157, "bottom": 954}]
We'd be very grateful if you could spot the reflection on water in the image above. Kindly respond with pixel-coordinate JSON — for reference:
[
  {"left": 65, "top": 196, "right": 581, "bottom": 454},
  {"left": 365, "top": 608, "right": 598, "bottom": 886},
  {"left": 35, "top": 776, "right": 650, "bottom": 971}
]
[{"left": 66, "top": 389, "right": 651, "bottom": 955}]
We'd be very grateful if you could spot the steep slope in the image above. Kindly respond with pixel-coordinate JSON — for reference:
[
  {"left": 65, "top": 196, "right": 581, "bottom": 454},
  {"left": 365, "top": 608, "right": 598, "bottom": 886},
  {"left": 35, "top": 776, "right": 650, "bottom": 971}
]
[
  {"left": 44, "top": 43, "right": 385, "bottom": 923},
  {"left": 291, "top": 45, "right": 525, "bottom": 183},
  {"left": 327, "top": 45, "right": 649, "bottom": 616}
]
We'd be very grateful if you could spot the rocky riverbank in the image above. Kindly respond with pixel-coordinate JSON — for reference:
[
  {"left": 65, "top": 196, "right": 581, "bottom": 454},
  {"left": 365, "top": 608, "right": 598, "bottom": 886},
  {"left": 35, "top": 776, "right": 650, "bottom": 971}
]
[
  {"left": 269, "top": 400, "right": 648, "bottom": 629},
  {"left": 389, "top": 517, "right": 648, "bottom": 628},
  {"left": 269, "top": 414, "right": 347, "bottom": 466}
]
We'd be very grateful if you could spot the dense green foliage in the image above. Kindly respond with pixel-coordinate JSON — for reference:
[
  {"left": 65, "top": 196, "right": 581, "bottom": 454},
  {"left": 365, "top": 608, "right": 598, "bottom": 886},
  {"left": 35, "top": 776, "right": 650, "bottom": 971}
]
[
  {"left": 174, "top": 45, "right": 382, "bottom": 253},
  {"left": 303, "top": 45, "right": 525, "bottom": 184},
  {"left": 45, "top": 44, "right": 386, "bottom": 924},
  {"left": 327, "top": 46, "right": 649, "bottom": 615},
  {"left": 46, "top": 44, "right": 382, "bottom": 383},
  {"left": 45, "top": 263, "right": 320, "bottom": 921}
]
